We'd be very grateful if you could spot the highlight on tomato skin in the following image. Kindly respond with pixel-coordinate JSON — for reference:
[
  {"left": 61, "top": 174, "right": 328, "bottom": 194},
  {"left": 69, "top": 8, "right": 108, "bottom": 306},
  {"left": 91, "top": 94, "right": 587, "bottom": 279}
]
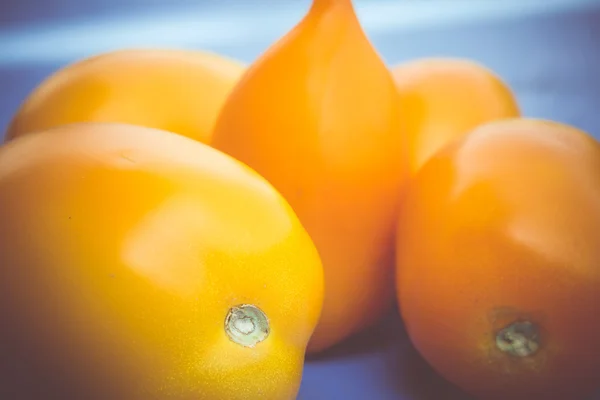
[
  {"left": 395, "top": 118, "right": 600, "bottom": 400},
  {"left": 211, "top": 0, "right": 409, "bottom": 354},
  {"left": 4, "top": 48, "right": 246, "bottom": 144},
  {"left": 0, "top": 122, "right": 324, "bottom": 400},
  {"left": 391, "top": 57, "right": 520, "bottom": 176}
]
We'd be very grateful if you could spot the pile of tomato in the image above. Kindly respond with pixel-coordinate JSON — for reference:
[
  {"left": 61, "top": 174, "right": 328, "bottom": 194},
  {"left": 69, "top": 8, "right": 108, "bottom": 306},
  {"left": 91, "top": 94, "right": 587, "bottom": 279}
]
[{"left": 1, "top": 0, "right": 598, "bottom": 399}]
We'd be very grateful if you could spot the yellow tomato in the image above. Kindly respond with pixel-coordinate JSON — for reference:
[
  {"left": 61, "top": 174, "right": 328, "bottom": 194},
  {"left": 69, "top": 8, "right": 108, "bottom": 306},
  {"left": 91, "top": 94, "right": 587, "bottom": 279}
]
[
  {"left": 211, "top": 0, "right": 407, "bottom": 354},
  {"left": 396, "top": 119, "right": 600, "bottom": 400},
  {"left": 0, "top": 123, "right": 324, "bottom": 400},
  {"left": 392, "top": 57, "right": 520, "bottom": 175},
  {"left": 4, "top": 48, "right": 245, "bottom": 143}
]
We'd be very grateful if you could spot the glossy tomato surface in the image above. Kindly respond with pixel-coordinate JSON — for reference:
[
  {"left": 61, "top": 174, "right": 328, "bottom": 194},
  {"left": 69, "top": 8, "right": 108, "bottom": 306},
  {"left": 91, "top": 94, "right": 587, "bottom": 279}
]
[
  {"left": 5, "top": 49, "right": 245, "bottom": 143},
  {"left": 0, "top": 123, "right": 324, "bottom": 400},
  {"left": 396, "top": 119, "right": 600, "bottom": 400}
]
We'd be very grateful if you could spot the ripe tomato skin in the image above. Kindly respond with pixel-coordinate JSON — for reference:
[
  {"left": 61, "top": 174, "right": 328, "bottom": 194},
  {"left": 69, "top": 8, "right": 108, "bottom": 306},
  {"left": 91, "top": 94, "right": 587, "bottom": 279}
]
[
  {"left": 0, "top": 123, "right": 324, "bottom": 400},
  {"left": 392, "top": 58, "right": 520, "bottom": 175},
  {"left": 211, "top": 0, "right": 407, "bottom": 354},
  {"left": 396, "top": 119, "right": 600, "bottom": 400},
  {"left": 4, "top": 48, "right": 245, "bottom": 143}
]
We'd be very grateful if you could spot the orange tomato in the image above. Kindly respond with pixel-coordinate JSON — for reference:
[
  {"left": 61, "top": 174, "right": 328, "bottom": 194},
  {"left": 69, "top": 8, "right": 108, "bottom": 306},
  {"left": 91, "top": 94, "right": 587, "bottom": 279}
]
[
  {"left": 392, "top": 57, "right": 520, "bottom": 175},
  {"left": 211, "top": 0, "right": 408, "bottom": 353},
  {"left": 396, "top": 118, "right": 600, "bottom": 400},
  {"left": 4, "top": 48, "right": 245, "bottom": 143},
  {"left": 0, "top": 123, "right": 324, "bottom": 399}
]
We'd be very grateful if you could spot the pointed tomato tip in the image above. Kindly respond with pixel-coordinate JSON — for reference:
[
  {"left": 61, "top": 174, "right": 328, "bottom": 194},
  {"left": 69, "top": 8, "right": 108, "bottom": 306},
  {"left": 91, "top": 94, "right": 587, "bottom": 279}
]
[{"left": 309, "top": 0, "right": 355, "bottom": 14}]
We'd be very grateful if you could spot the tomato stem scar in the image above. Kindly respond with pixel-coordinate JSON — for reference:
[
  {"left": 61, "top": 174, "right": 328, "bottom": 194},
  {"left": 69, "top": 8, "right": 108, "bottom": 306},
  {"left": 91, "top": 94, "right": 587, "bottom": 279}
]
[
  {"left": 495, "top": 321, "right": 540, "bottom": 357},
  {"left": 225, "top": 304, "right": 270, "bottom": 348}
]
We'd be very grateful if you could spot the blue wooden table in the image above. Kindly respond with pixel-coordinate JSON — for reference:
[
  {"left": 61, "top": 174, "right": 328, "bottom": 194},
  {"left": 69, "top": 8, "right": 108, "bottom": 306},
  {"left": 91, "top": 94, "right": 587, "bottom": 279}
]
[{"left": 1, "top": 1, "right": 599, "bottom": 398}]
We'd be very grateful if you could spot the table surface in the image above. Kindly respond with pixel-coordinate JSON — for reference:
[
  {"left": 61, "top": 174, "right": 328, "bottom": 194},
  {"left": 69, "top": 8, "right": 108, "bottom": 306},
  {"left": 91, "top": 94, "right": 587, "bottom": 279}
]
[{"left": 1, "top": 1, "right": 599, "bottom": 399}]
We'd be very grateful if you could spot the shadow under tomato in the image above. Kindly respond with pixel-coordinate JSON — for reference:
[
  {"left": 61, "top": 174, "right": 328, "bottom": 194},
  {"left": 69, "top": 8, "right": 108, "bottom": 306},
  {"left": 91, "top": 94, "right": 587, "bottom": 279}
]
[
  {"left": 303, "top": 308, "right": 474, "bottom": 400},
  {"left": 391, "top": 335, "right": 476, "bottom": 400},
  {"left": 306, "top": 307, "right": 403, "bottom": 362}
]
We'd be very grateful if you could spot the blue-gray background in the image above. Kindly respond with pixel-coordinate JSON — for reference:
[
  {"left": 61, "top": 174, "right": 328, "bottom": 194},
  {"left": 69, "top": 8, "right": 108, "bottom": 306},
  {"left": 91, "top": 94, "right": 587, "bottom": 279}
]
[{"left": 1, "top": 1, "right": 599, "bottom": 399}]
